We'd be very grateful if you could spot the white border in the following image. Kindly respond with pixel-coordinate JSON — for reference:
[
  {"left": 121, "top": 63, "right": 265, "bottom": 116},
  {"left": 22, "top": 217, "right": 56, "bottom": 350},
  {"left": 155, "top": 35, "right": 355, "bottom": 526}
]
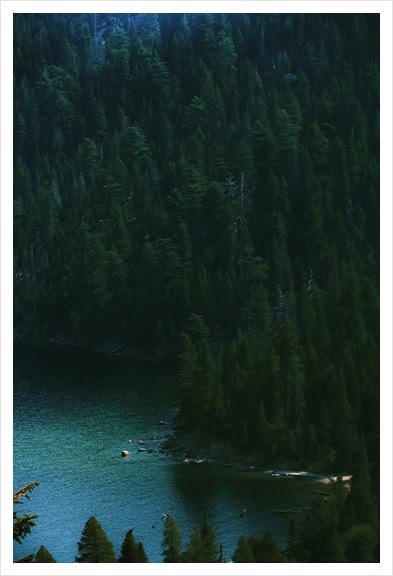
[{"left": 2, "top": 2, "right": 392, "bottom": 575}]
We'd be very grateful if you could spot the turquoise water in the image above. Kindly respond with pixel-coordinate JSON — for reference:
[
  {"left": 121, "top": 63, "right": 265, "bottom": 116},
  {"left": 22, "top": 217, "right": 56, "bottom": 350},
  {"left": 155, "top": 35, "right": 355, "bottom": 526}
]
[{"left": 13, "top": 344, "right": 319, "bottom": 563}]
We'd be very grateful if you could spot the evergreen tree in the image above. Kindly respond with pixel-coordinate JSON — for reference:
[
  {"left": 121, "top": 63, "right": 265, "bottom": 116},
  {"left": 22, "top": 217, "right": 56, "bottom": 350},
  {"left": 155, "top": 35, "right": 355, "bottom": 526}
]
[
  {"left": 35, "top": 545, "right": 56, "bottom": 563},
  {"left": 346, "top": 454, "right": 379, "bottom": 532},
  {"left": 138, "top": 541, "right": 148, "bottom": 563},
  {"left": 13, "top": 482, "right": 40, "bottom": 563},
  {"left": 344, "top": 524, "right": 378, "bottom": 563},
  {"left": 299, "top": 495, "right": 342, "bottom": 562},
  {"left": 249, "top": 532, "right": 288, "bottom": 563},
  {"left": 175, "top": 331, "right": 198, "bottom": 430},
  {"left": 232, "top": 535, "right": 255, "bottom": 562},
  {"left": 119, "top": 529, "right": 141, "bottom": 562},
  {"left": 200, "top": 515, "right": 220, "bottom": 562},
  {"left": 285, "top": 517, "right": 304, "bottom": 562},
  {"left": 182, "top": 525, "right": 204, "bottom": 563},
  {"left": 15, "top": 554, "right": 35, "bottom": 563},
  {"left": 162, "top": 515, "right": 182, "bottom": 563},
  {"left": 13, "top": 482, "right": 39, "bottom": 545},
  {"left": 75, "top": 516, "right": 117, "bottom": 563},
  {"left": 13, "top": 17, "right": 380, "bottom": 550}
]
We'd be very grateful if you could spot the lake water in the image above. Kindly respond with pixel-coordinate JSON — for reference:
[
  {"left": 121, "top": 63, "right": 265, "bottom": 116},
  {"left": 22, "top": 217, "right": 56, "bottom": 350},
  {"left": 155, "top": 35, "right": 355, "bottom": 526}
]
[{"left": 13, "top": 343, "right": 320, "bottom": 563}]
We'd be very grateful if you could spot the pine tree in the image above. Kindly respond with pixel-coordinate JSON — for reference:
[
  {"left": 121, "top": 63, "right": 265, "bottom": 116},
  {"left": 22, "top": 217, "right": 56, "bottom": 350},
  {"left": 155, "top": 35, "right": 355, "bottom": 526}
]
[
  {"left": 175, "top": 331, "right": 198, "bottom": 430},
  {"left": 299, "top": 495, "right": 341, "bottom": 562},
  {"left": 322, "top": 529, "right": 347, "bottom": 562},
  {"left": 249, "top": 532, "right": 288, "bottom": 563},
  {"left": 200, "top": 516, "right": 220, "bottom": 562},
  {"left": 330, "top": 369, "right": 359, "bottom": 469},
  {"left": 35, "top": 545, "right": 56, "bottom": 563},
  {"left": 13, "top": 482, "right": 39, "bottom": 545},
  {"left": 193, "top": 338, "right": 222, "bottom": 431},
  {"left": 232, "top": 536, "right": 255, "bottom": 562},
  {"left": 15, "top": 554, "right": 35, "bottom": 563},
  {"left": 285, "top": 517, "right": 304, "bottom": 562},
  {"left": 183, "top": 521, "right": 220, "bottom": 563},
  {"left": 273, "top": 108, "right": 299, "bottom": 175},
  {"left": 75, "top": 516, "right": 117, "bottom": 563},
  {"left": 162, "top": 515, "right": 182, "bottom": 563},
  {"left": 276, "top": 314, "right": 305, "bottom": 439},
  {"left": 347, "top": 454, "right": 379, "bottom": 532},
  {"left": 118, "top": 529, "right": 141, "bottom": 562},
  {"left": 344, "top": 524, "right": 378, "bottom": 563},
  {"left": 183, "top": 525, "right": 204, "bottom": 562},
  {"left": 138, "top": 541, "right": 148, "bottom": 563}
]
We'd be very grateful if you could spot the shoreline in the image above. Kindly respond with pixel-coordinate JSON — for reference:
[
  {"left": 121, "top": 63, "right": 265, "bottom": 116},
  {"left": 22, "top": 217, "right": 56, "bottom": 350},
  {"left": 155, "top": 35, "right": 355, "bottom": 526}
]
[
  {"left": 14, "top": 332, "right": 350, "bottom": 485},
  {"left": 159, "top": 429, "right": 348, "bottom": 485},
  {"left": 13, "top": 330, "right": 166, "bottom": 365}
]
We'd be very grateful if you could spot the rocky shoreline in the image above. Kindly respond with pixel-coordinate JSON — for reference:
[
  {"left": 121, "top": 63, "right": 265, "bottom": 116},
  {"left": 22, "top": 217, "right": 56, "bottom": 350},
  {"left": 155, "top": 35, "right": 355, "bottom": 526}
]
[
  {"left": 161, "top": 432, "right": 266, "bottom": 471},
  {"left": 160, "top": 428, "right": 317, "bottom": 475},
  {"left": 14, "top": 331, "right": 348, "bottom": 483},
  {"left": 13, "top": 329, "right": 164, "bottom": 365},
  {"left": 159, "top": 428, "right": 351, "bottom": 485}
]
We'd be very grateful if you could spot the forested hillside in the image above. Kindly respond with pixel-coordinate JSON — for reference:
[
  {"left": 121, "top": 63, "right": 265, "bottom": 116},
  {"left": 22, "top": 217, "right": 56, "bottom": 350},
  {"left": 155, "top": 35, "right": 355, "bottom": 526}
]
[{"left": 14, "top": 14, "right": 379, "bottom": 474}]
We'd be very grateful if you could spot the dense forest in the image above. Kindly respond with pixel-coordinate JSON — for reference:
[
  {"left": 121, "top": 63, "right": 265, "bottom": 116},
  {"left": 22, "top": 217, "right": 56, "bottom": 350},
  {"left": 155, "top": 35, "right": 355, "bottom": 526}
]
[{"left": 13, "top": 10, "right": 379, "bottom": 532}]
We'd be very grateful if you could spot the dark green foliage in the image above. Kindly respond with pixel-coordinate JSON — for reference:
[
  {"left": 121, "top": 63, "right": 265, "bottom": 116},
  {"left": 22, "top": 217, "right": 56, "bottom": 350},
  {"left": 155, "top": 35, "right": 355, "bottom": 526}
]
[
  {"left": 285, "top": 517, "right": 304, "bottom": 563},
  {"left": 284, "top": 469, "right": 379, "bottom": 563},
  {"left": 138, "top": 542, "right": 149, "bottom": 563},
  {"left": 200, "top": 516, "right": 221, "bottom": 562},
  {"left": 35, "top": 545, "right": 57, "bottom": 563},
  {"left": 248, "top": 532, "right": 288, "bottom": 563},
  {"left": 344, "top": 524, "right": 378, "bottom": 563},
  {"left": 183, "top": 517, "right": 220, "bottom": 562},
  {"left": 13, "top": 482, "right": 40, "bottom": 545},
  {"left": 119, "top": 529, "right": 148, "bottom": 562},
  {"left": 345, "top": 455, "right": 379, "bottom": 533},
  {"left": 14, "top": 15, "right": 379, "bottom": 561},
  {"left": 232, "top": 535, "right": 255, "bottom": 562},
  {"left": 182, "top": 526, "right": 205, "bottom": 563},
  {"left": 15, "top": 554, "right": 35, "bottom": 563},
  {"left": 232, "top": 532, "right": 288, "bottom": 564},
  {"left": 13, "top": 482, "right": 54, "bottom": 564},
  {"left": 298, "top": 495, "right": 342, "bottom": 562},
  {"left": 75, "top": 516, "right": 117, "bottom": 563},
  {"left": 162, "top": 515, "right": 182, "bottom": 563}
]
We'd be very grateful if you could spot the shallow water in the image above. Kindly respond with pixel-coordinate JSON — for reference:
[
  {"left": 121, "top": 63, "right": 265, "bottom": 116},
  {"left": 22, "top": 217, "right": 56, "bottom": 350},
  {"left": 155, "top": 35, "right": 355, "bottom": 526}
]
[{"left": 13, "top": 343, "right": 320, "bottom": 563}]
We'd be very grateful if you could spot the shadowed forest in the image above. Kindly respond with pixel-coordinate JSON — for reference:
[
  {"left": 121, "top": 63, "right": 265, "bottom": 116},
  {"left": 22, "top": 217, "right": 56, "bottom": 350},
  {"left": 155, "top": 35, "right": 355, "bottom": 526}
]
[{"left": 13, "top": 13, "right": 379, "bottom": 562}]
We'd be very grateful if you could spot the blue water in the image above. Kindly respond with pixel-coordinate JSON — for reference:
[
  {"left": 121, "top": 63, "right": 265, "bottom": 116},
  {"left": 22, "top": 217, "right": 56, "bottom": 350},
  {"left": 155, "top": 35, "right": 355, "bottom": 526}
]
[{"left": 13, "top": 343, "right": 319, "bottom": 563}]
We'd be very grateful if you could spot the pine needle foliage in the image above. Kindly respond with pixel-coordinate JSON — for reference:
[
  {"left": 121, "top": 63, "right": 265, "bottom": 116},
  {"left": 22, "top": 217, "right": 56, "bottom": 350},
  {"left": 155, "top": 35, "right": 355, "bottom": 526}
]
[{"left": 75, "top": 516, "right": 117, "bottom": 563}]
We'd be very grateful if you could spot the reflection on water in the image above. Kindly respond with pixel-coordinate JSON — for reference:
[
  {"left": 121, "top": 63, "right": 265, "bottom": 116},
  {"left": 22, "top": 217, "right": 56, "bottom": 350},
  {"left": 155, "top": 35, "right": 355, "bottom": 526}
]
[{"left": 14, "top": 344, "right": 318, "bottom": 562}]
